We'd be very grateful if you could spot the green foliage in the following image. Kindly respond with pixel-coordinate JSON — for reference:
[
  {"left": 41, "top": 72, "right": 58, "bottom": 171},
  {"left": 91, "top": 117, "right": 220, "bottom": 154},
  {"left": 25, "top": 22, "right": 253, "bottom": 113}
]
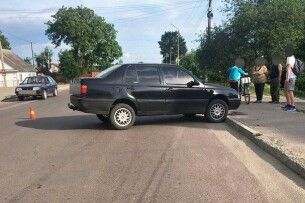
[
  {"left": 0, "top": 31, "right": 11, "bottom": 49},
  {"left": 180, "top": 50, "right": 202, "bottom": 77},
  {"left": 158, "top": 31, "right": 187, "bottom": 64},
  {"left": 35, "top": 47, "right": 53, "bottom": 74},
  {"left": 199, "top": 0, "right": 305, "bottom": 71},
  {"left": 46, "top": 6, "right": 122, "bottom": 77},
  {"left": 296, "top": 74, "right": 305, "bottom": 92},
  {"left": 58, "top": 50, "right": 82, "bottom": 80}
]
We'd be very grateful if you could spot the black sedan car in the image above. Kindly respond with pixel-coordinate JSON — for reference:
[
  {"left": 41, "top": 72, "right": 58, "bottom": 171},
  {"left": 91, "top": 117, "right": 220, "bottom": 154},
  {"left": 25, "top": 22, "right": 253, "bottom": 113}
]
[
  {"left": 69, "top": 64, "right": 240, "bottom": 130},
  {"left": 15, "top": 75, "right": 58, "bottom": 100}
]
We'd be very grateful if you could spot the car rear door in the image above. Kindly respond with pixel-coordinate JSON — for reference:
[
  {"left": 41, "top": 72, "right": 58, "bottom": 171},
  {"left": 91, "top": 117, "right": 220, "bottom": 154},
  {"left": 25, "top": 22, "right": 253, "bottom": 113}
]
[
  {"left": 161, "top": 65, "right": 207, "bottom": 114},
  {"left": 124, "top": 65, "right": 166, "bottom": 115}
]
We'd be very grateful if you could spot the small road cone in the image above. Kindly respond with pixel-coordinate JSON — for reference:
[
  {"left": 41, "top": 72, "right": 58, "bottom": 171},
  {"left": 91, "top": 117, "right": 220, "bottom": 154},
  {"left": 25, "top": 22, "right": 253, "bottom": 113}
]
[{"left": 29, "top": 107, "right": 36, "bottom": 120}]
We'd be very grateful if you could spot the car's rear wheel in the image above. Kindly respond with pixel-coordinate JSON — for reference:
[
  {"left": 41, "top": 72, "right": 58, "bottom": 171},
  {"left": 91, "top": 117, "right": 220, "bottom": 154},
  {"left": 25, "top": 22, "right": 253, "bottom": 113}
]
[
  {"left": 110, "top": 103, "right": 135, "bottom": 130},
  {"left": 18, "top": 96, "right": 24, "bottom": 101},
  {"left": 53, "top": 88, "right": 58, "bottom": 97},
  {"left": 205, "top": 99, "right": 228, "bottom": 123},
  {"left": 42, "top": 90, "right": 47, "bottom": 100},
  {"left": 96, "top": 114, "right": 109, "bottom": 123}
]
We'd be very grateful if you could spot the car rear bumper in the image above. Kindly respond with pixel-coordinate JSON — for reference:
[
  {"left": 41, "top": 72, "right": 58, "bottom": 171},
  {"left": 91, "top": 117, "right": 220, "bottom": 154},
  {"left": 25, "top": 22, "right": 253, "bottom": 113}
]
[
  {"left": 228, "top": 98, "right": 241, "bottom": 110},
  {"left": 69, "top": 95, "right": 113, "bottom": 114}
]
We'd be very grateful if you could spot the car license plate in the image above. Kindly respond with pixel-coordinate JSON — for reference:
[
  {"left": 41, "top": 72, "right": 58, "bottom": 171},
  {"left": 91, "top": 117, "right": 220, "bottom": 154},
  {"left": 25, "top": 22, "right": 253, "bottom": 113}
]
[{"left": 20, "top": 90, "right": 35, "bottom": 94}]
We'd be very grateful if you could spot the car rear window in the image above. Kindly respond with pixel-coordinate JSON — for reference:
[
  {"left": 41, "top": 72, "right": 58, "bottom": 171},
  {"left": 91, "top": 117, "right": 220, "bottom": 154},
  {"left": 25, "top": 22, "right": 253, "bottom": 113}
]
[{"left": 95, "top": 65, "right": 121, "bottom": 79}]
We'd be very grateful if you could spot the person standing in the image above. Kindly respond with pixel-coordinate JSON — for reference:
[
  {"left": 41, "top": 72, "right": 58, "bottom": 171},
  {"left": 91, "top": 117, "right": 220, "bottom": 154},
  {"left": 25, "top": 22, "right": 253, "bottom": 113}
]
[
  {"left": 252, "top": 57, "right": 268, "bottom": 103},
  {"left": 269, "top": 56, "right": 282, "bottom": 104},
  {"left": 283, "top": 44, "right": 297, "bottom": 112}
]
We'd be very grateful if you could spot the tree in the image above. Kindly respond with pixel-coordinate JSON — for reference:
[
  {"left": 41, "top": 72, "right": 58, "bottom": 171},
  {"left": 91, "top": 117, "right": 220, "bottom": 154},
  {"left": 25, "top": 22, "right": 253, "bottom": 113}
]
[
  {"left": 180, "top": 50, "right": 202, "bottom": 77},
  {"left": 0, "top": 31, "right": 11, "bottom": 49},
  {"left": 59, "top": 50, "right": 82, "bottom": 79},
  {"left": 24, "top": 57, "right": 32, "bottom": 64},
  {"left": 35, "top": 47, "right": 53, "bottom": 74},
  {"left": 46, "top": 6, "right": 122, "bottom": 77},
  {"left": 199, "top": 0, "right": 305, "bottom": 72},
  {"left": 158, "top": 31, "right": 187, "bottom": 64}
]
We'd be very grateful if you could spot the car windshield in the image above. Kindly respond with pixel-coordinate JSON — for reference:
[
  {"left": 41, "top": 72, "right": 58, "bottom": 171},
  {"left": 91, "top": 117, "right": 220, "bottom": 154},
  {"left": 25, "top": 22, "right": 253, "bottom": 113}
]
[
  {"left": 95, "top": 65, "right": 121, "bottom": 79},
  {"left": 22, "top": 76, "right": 46, "bottom": 84}
]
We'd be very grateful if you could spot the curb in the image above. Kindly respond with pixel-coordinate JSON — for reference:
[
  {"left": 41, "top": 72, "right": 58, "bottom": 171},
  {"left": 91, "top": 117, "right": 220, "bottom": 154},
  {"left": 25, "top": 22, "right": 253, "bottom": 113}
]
[{"left": 226, "top": 116, "right": 305, "bottom": 180}]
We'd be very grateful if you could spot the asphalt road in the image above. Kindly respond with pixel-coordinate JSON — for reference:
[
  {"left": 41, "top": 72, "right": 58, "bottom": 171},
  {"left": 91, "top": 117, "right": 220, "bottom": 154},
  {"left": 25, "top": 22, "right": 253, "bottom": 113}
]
[{"left": 1, "top": 90, "right": 305, "bottom": 202}]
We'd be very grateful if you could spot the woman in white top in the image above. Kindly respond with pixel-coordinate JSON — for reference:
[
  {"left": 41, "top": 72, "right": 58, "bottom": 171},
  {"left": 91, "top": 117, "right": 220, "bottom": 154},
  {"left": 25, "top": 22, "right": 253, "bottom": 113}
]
[{"left": 283, "top": 44, "right": 297, "bottom": 112}]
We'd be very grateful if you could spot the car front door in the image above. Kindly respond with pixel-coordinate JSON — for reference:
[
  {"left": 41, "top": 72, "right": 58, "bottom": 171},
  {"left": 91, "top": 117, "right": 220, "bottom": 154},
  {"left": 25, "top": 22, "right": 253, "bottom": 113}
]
[
  {"left": 161, "top": 65, "right": 207, "bottom": 114},
  {"left": 43, "top": 77, "right": 52, "bottom": 94},
  {"left": 124, "top": 65, "right": 166, "bottom": 115}
]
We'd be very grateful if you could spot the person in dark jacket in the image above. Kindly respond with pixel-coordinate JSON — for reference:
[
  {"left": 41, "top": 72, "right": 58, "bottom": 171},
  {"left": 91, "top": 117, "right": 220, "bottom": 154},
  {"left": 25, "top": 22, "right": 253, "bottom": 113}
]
[{"left": 269, "top": 55, "right": 282, "bottom": 104}]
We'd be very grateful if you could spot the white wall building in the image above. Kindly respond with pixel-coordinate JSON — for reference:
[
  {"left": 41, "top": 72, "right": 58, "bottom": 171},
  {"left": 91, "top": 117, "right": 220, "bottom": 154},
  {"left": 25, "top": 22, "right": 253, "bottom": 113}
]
[
  {"left": 50, "top": 63, "right": 60, "bottom": 73},
  {"left": 0, "top": 49, "right": 36, "bottom": 87}
]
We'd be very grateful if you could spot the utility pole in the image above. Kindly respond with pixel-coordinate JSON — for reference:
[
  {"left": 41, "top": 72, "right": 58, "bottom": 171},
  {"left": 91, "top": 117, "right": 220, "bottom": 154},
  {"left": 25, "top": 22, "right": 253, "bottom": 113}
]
[
  {"left": 0, "top": 40, "right": 7, "bottom": 87},
  {"left": 207, "top": 0, "right": 213, "bottom": 39},
  {"left": 30, "top": 42, "right": 35, "bottom": 68},
  {"left": 171, "top": 24, "right": 180, "bottom": 65},
  {"left": 205, "top": 0, "right": 213, "bottom": 82}
]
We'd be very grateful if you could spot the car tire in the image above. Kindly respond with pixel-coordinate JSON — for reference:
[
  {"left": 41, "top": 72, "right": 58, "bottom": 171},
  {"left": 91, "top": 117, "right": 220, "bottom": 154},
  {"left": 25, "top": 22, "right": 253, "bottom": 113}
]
[
  {"left": 205, "top": 99, "right": 228, "bottom": 123},
  {"left": 18, "top": 96, "right": 24, "bottom": 101},
  {"left": 96, "top": 114, "right": 109, "bottom": 123},
  {"left": 110, "top": 103, "right": 136, "bottom": 130},
  {"left": 53, "top": 88, "right": 58, "bottom": 97},
  {"left": 42, "top": 90, "right": 47, "bottom": 100}
]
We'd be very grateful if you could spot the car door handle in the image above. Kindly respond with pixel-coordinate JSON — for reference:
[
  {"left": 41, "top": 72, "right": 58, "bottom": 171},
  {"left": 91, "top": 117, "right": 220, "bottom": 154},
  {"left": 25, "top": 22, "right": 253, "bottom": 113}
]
[{"left": 167, "top": 87, "right": 173, "bottom": 91}]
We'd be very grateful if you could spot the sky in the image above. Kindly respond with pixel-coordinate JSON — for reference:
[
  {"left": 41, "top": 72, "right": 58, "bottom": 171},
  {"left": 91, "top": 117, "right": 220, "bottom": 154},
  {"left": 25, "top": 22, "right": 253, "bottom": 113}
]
[{"left": 0, "top": 0, "right": 226, "bottom": 64}]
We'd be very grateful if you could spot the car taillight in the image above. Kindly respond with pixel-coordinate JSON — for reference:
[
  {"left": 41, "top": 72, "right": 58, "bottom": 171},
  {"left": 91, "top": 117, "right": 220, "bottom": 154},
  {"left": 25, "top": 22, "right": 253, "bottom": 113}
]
[{"left": 80, "top": 84, "right": 88, "bottom": 95}]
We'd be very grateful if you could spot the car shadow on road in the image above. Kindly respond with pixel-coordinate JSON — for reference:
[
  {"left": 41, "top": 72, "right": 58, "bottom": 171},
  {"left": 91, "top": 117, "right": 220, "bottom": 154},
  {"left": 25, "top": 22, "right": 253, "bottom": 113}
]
[
  {"left": 15, "top": 115, "right": 111, "bottom": 130},
  {"left": 15, "top": 114, "right": 210, "bottom": 131}
]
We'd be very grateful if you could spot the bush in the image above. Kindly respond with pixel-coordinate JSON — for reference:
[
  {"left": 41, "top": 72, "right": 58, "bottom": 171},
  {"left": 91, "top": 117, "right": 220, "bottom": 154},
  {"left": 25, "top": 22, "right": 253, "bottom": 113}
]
[{"left": 296, "top": 74, "right": 305, "bottom": 91}]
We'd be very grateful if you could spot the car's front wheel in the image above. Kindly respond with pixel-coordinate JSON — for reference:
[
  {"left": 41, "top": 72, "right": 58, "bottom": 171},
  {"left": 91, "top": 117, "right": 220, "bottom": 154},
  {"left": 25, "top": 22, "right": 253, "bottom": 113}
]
[
  {"left": 205, "top": 99, "right": 228, "bottom": 123},
  {"left": 53, "top": 88, "right": 58, "bottom": 97},
  {"left": 42, "top": 90, "right": 47, "bottom": 100},
  {"left": 96, "top": 114, "right": 109, "bottom": 123},
  {"left": 110, "top": 103, "right": 136, "bottom": 130}
]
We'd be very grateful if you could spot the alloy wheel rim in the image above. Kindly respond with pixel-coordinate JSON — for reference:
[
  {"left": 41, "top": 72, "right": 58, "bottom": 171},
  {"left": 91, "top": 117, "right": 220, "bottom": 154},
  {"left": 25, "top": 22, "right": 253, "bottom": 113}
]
[
  {"left": 210, "top": 103, "right": 225, "bottom": 120},
  {"left": 114, "top": 108, "right": 132, "bottom": 127}
]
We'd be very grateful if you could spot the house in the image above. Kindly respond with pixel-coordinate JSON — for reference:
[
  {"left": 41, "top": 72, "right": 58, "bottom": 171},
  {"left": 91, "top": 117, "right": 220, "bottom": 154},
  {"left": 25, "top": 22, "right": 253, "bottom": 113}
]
[
  {"left": 50, "top": 63, "right": 60, "bottom": 73},
  {"left": 0, "top": 49, "right": 36, "bottom": 87}
]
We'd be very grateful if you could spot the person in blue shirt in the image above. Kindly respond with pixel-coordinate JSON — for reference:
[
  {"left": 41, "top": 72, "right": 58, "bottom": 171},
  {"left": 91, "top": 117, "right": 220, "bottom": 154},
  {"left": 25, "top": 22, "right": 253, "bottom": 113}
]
[{"left": 228, "top": 58, "right": 247, "bottom": 92}]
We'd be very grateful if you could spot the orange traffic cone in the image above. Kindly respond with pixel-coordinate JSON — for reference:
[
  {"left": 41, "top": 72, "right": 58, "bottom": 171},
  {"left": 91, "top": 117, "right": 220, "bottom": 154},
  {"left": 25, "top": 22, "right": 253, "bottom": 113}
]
[{"left": 29, "top": 107, "right": 36, "bottom": 120}]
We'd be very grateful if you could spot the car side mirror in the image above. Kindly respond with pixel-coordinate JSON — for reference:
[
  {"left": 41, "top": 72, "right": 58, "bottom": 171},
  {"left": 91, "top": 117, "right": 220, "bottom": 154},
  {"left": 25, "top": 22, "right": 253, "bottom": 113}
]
[{"left": 187, "top": 80, "right": 199, "bottom": 87}]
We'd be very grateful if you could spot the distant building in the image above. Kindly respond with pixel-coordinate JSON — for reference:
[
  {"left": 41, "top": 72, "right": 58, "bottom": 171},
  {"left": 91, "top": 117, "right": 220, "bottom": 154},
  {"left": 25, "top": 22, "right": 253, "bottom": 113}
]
[{"left": 0, "top": 49, "right": 37, "bottom": 87}]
